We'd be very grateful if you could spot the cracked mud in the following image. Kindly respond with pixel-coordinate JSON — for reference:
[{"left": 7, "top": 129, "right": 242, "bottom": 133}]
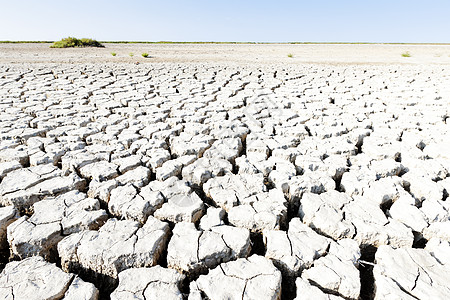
[{"left": 0, "top": 51, "right": 449, "bottom": 300}]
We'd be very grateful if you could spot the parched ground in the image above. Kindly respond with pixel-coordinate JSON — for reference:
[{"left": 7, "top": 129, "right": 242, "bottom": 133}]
[
  {"left": 1, "top": 43, "right": 450, "bottom": 64},
  {"left": 0, "top": 44, "right": 449, "bottom": 299}
]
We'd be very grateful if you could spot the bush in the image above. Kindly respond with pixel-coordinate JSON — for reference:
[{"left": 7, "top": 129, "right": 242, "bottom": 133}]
[
  {"left": 129, "top": 52, "right": 134, "bottom": 57},
  {"left": 141, "top": 52, "right": 149, "bottom": 58},
  {"left": 401, "top": 51, "right": 411, "bottom": 57},
  {"left": 50, "top": 37, "right": 104, "bottom": 48},
  {"left": 111, "top": 52, "right": 117, "bottom": 56},
  {"left": 287, "top": 53, "right": 293, "bottom": 58}
]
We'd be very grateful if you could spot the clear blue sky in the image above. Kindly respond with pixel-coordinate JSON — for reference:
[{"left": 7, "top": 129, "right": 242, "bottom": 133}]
[{"left": 1, "top": 0, "right": 449, "bottom": 42}]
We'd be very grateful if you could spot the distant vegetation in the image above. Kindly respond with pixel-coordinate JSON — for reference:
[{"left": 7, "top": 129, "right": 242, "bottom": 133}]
[
  {"left": 287, "top": 53, "right": 293, "bottom": 58},
  {"left": 1, "top": 40, "right": 450, "bottom": 45},
  {"left": 1, "top": 40, "right": 449, "bottom": 46},
  {"left": 111, "top": 52, "right": 117, "bottom": 56},
  {"left": 141, "top": 52, "right": 149, "bottom": 58},
  {"left": 401, "top": 51, "right": 411, "bottom": 57},
  {"left": 50, "top": 37, "right": 104, "bottom": 48},
  {"left": 105, "top": 41, "right": 260, "bottom": 44},
  {"left": 129, "top": 52, "right": 134, "bottom": 57},
  {"left": 0, "top": 41, "right": 53, "bottom": 43}
]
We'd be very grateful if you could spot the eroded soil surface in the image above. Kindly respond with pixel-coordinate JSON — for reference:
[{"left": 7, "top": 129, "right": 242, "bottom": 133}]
[{"left": 0, "top": 57, "right": 449, "bottom": 299}]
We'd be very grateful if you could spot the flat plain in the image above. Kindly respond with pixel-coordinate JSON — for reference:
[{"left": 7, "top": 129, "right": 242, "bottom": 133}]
[
  {"left": 1, "top": 42, "right": 450, "bottom": 64},
  {"left": 0, "top": 43, "right": 449, "bottom": 299}
]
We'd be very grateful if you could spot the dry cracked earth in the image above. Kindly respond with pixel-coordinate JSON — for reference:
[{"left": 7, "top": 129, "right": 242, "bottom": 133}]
[{"left": 0, "top": 60, "right": 449, "bottom": 300}]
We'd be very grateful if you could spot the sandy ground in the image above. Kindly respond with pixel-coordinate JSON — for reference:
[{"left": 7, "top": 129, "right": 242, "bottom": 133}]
[{"left": 1, "top": 43, "right": 450, "bottom": 65}]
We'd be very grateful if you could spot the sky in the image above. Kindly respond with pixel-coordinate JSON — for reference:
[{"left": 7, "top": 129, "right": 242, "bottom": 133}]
[{"left": 1, "top": 0, "right": 449, "bottom": 43}]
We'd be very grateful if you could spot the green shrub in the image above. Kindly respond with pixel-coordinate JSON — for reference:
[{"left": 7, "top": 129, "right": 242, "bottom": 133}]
[
  {"left": 141, "top": 52, "right": 149, "bottom": 58},
  {"left": 79, "top": 38, "right": 103, "bottom": 47},
  {"left": 129, "top": 52, "right": 134, "bottom": 57},
  {"left": 50, "top": 37, "right": 104, "bottom": 48},
  {"left": 287, "top": 53, "right": 293, "bottom": 58},
  {"left": 111, "top": 52, "right": 117, "bottom": 56},
  {"left": 401, "top": 51, "right": 411, "bottom": 57}
]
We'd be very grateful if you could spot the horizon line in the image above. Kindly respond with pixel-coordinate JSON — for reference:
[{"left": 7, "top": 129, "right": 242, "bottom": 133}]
[{"left": 1, "top": 41, "right": 450, "bottom": 45}]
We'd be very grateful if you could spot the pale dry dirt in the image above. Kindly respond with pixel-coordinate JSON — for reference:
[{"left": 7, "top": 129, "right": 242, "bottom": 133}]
[
  {"left": 0, "top": 43, "right": 449, "bottom": 300},
  {"left": 1, "top": 43, "right": 450, "bottom": 65}
]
